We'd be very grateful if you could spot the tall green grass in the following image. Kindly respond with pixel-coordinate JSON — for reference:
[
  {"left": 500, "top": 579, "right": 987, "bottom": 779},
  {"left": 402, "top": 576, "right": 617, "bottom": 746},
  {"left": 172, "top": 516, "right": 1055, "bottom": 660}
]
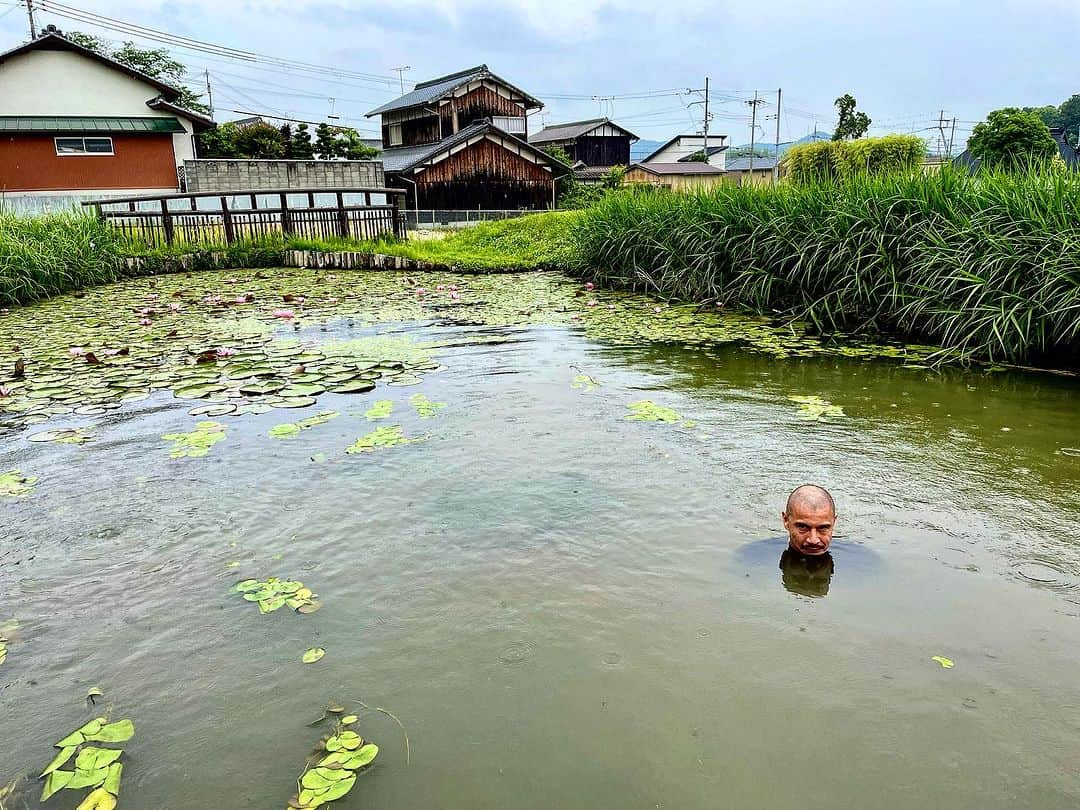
[
  {"left": 0, "top": 212, "right": 122, "bottom": 306},
  {"left": 574, "top": 167, "right": 1080, "bottom": 366}
]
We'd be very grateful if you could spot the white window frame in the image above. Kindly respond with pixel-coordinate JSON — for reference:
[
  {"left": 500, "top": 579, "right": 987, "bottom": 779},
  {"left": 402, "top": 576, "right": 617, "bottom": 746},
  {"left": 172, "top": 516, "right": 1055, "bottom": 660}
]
[{"left": 55, "top": 137, "right": 115, "bottom": 156}]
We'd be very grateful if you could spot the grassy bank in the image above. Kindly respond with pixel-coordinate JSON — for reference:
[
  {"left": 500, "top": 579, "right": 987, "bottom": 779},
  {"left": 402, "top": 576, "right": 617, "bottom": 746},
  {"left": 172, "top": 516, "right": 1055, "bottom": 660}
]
[
  {"left": 0, "top": 212, "right": 123, "bottom": 306},
  {"left": 348, "top": 211, "right": 582, "bottom": 271},
  {"left": 575, "top": 168, "right": 1080, "bottom": 366}
]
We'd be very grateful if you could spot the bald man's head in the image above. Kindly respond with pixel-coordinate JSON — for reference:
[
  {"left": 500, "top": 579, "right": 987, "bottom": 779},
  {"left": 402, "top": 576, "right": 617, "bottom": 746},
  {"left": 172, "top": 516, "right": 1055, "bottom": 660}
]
[{"left": 782, "top": 485, "right": 837, "bottom": 556}]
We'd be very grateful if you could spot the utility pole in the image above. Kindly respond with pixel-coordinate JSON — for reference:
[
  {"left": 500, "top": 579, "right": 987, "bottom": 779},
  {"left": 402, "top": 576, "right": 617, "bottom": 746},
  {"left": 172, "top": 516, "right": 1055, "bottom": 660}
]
[
  {"left": 392, "top": 66, "right": 411, "bottom": 95},
  {"left": 947, "top": 117, "right": 957, "bottom": 159},
  {"left": 747, "top": 91, "right": 763, "bottom": 175},
  {"left": 25, "top": 0, "right": 37, "bottom": 39},
  {"left": 205, "top": 69, "right": 215, "bottom": 119},
  {"left": 774, "top": 87, "right": 782, "bottom": 183},
  {"left": 703, "top": 77, "right": 710, "bottom": 166}
]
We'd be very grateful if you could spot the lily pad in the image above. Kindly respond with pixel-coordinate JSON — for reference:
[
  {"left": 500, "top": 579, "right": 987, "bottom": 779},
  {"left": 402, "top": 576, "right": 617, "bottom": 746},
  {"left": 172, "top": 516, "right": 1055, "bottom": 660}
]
[
  {"left": 302, "top": 647, "right": 326, "bottom": 664},
  {"left": 624, "top": 400, "right": 693, "bottom": 426},
  {"left": 789, "top": 395, "right": 845, "bottom": 420},
  {"left": 409, "top": 393, "right": 445, "bottom": 418},
  {"left": 1, "top": 469, "right": 38, "bottom": 497},
  {"left": 346, "top": 425, "right": 423, "bottom": 454},
  {"left": 161, "top": 421, "right": 226, "bottom": 459},
  {"left": 364, "top": 400, "right": 393, "bottom": 421}
]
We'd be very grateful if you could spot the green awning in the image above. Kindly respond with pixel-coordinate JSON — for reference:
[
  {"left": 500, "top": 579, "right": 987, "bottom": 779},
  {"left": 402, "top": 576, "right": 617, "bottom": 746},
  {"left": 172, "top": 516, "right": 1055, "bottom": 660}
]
[{"left": 0, "top": 116, "right": 185, "bottom": 134}]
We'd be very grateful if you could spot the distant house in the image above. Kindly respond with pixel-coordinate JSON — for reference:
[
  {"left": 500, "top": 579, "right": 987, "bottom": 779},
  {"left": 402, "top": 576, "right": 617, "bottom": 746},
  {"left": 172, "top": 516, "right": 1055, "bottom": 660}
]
[
  {"left": 641, "top": 134, "right": 729, "bottom": 169},
  {"left": 953, "top": 126, "right": 1080, "bottom": 172},
  {"left": 366, "top": 65, "right": 568, "bottom": 209},
  {"left": 529, "top": 117, "right": 638, "bottom": 184},
  {"left": 0, "top": 29, "right": 215, "bottom": 198},
  {"left": 623, "top": 162, "right": 726, "bottom": 191},
  {"left": 723, "top": 155, "right": 779, "bottom": 185}
]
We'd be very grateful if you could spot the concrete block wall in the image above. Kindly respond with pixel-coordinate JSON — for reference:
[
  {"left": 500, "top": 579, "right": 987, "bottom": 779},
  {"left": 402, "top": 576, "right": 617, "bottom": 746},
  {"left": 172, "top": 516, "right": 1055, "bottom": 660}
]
[{"left": 183, "top": 159, "right": 384, "bottom": 192}]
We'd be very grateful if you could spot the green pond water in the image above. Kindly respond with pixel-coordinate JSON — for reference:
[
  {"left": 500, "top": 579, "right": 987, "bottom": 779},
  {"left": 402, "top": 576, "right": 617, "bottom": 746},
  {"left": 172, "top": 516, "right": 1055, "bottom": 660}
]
[{"left": 2, "top": 270, "right": 1080, "bottom": 808}]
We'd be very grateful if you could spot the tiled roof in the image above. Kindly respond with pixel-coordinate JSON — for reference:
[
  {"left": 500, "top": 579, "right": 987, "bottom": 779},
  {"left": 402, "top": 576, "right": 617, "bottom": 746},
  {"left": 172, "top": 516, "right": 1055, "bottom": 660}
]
[
  {"left": 530, "top": 117, "right": 639, "bottom": 144},
  {"left": 380, "top": 121, "right": 570, "bottom": 174},
  {"left": 724, "top": 156, "right": 779, "bottom": 172},
  {"left": 632, "top": 162, "right": 725, "bottom": 175},
  {"left": 366, "top": 65, "right": 542, "bottom": 117},
  {"left": 0, "top": 115, "right": 186, "bottom": 133}
]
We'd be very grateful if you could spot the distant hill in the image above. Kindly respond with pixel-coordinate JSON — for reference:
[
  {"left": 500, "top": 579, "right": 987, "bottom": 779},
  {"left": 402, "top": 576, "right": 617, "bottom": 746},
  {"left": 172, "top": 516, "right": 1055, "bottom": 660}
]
[{"left": 730, "top": 131, "right": 832, "bottom": 158}]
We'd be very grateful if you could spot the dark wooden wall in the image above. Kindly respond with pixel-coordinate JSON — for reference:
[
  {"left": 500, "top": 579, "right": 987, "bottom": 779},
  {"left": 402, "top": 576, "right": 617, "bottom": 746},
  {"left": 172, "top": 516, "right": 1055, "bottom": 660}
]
[
  {"left": 566, "top": 136, "right": 631, "bottom": 167},
  {"left": 383, "top": 115, "right": 441, "bottom": 148},
  {"left": 439, "top": 87, "right": 523, "bottom": 137},
  {"left": 407, "top": 138, "right": 552, "bottom": 209}
]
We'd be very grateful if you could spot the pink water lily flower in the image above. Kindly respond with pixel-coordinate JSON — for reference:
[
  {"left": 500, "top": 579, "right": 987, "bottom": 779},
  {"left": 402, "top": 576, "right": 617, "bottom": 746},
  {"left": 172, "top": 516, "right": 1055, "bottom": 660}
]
[
  {"left": 448, "top": 284, "right": 458, "bottom": 292},
  {"left": 653, "top": 306, "right": 662, "bottom": 313},
  {"left": 234, "top": 296, "right": 249, "bottom": 304},
  {"left": 169, "top": 302, "right": 183, "bottom": 312},
  {"left": 585, "top": 282, "right": 595, "bottom": 291},
  {"left": 416, "top": 288, "right": 427, "bottom": 296},
  {"left": 139, "top": 318, "right": 153, "bottom": 326},
  {"left": 436, "top": 284, "right": 446, "bottom": 292},
  {"left": 69, "top": 347, "right": 86, "bottom": 357},
  {"left": 272, "top": 309, "right": 295, "bottom": 319},
  {"left": 450, "top": 291, "right": 460, "bottom": 301},
  {"left": 138, "top": 307, "right": 153, "bottom": 316},
  {"left": 215, "top": 347, "right": 236, "bottom": 358},
  {"left": 203, "top": 295, "right": 222, "bottom": 305},
  {"left": 0, "top": 386, "right": 10, "bottom": 397},
  {"left": 327, "top": 297, "right": 339, "bottom": 304},
  {"left": 607, "top": 304, "right": 615, "bottom": 310},
  {"left": 587, "top": 299, "right": 598, "bottom": 307}
]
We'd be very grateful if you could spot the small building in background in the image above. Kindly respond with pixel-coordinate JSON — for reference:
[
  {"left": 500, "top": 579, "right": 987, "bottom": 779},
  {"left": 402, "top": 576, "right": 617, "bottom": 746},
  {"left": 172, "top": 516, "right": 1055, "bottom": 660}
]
[
  {"left": 953, "top": 126, "right": 1080, "bottom": 172},
  {"left": 0, "top": 29, "right": 215, "bottom": 200},
  {"left": 623, "top": 162, "right": 726, "bottom": 191},
  {"left": 723, "top": 155, "right": 779, "bottom": 185},
  {"left": 366, "top": 65, "right": 569, "bottom": 209},
  {"left": 640, "top": 134, "right": 729, "bottom": 169},
  {"left": 529, "top": 117, "right": 638, "bottom": 184}
]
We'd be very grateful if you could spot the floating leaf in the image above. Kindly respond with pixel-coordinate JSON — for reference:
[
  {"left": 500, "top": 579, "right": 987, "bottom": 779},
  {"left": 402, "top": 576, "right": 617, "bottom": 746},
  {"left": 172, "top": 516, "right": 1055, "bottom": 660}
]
[
  {"left": 346, "top": 425, "right": 423, "bottom": 454},
  {"left": 86, "top": 687, "right": 104, "bottom": 706},
  {"left": 27, "top": 428, "right": 93, "bottom": 445},
  {"left": 40, "top": 746, "right": 77, "bottom": 777},
  {"left": 75, "top": 747, "right": 122, "bottom": 771},
  {"left": 931, "top": 655, "right": 955, "bottom": 669},
  {"left": 236, "top": 577, "right": 319, "bottom": 615},
  {"left": 571, "top": 373, "right": 599, "bottom": 391},
  {"left": 789, "top": 395, "right": 845, "bottom": 420},
  {"left": 409, "top": 393, "right": 445, "bottom": 418},
  {"left": 161, "top": 421, "right": 226, "bottom": 459},
  {"left": 40, "top": 769, "right": 74, "bottom": 801},
  {"left": 66, "top": 766, "right": 109, "bottom": 790},
  {"left": 86, "top": 719, "right": 135, "bottom": 744},
  {"left": 624, "top": 400, "right": 693, "bottom": 426},
  {"left": 1, "top": 469, "right": 38, "bottom": 497},
  {"left": 364, "top": 400, "right": 393, "bottom": 421},
  {"left": 75, "top": 787, "right": 117, "bottom": 810},
  {"left": 340, "top": 715, "right": 358, "bottom": 725},
  {"left": 269, "top": 423, "right": 302, "bottom": 439},
  {"left": 103, "top": 763, "right": 122, "bottom": 796},
  {"left": 302, "top": 647, "right": 325, "bottom": 664}
]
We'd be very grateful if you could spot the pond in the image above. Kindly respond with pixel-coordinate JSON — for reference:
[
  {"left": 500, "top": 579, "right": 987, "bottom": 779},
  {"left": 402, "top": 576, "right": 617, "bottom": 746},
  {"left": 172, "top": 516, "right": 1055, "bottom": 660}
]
[{"left": 2, "top": 269, "right": 1080, "bottom": 808}]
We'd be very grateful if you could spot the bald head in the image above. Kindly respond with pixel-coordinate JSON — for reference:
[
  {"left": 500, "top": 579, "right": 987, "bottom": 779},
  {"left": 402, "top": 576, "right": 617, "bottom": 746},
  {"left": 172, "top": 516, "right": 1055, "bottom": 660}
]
[
  {"left": 786, "top": 484, "right": 835, "bottom": 516},
  {"left": 782, "top": 485, "right": 837, "bottom": 556}
]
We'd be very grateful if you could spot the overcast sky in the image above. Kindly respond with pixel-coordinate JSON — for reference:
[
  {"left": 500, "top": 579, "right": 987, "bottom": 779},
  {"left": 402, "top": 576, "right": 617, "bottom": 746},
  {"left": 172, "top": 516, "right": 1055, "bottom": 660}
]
[{"left": 2, "top": 0, "right": 1078, "bottom": 149}]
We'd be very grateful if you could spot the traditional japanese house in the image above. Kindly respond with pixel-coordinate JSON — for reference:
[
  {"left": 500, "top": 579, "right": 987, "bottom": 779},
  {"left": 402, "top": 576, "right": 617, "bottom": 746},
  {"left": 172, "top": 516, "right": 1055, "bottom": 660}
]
[
  {"left": 529, "top": 117, "right": 638, "bottom": 183},
  {"left": 366, "top": 65, "right": 569, "bottom": 210}
]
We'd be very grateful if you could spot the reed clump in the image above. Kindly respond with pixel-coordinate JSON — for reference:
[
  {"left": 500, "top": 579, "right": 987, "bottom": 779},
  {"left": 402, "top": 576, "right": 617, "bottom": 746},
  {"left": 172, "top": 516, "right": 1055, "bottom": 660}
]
[
  {"left": 0, "top": 211, "right": 122, "bottom": 306},
  {"left": 573, "top": 166, "right": 1080, "bottom": 366}
]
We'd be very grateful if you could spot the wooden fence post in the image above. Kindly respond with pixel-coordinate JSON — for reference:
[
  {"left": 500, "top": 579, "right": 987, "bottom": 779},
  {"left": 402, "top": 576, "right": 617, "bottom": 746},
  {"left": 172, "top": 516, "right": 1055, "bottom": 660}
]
[
  {"left": 221, "top": 196, "right": 235, "bottom": 245},
  {"left": 280, "top": 192, "right": 293, "bottom": 236},
  {"left": 336, "top": 191, "right": 349, "bottom": 239},
  {"left": 391, "top": 192, "right": 402, "bottom": 239},
  {"left": 160, "top": 198, "right": 174, "bottom": 247}
]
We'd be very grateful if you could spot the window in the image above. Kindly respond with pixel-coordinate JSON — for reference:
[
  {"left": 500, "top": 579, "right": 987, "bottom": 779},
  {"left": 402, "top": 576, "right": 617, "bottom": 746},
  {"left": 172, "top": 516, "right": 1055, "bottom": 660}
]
[
  {"left": 55, "top": 137, "right": 114, "bottom": 156},
  {"left": 388, "top": 124, "right": 403, "bottom": 147},
  {"left": 492, "top": 116, "right": 526, "bottom": 134}
]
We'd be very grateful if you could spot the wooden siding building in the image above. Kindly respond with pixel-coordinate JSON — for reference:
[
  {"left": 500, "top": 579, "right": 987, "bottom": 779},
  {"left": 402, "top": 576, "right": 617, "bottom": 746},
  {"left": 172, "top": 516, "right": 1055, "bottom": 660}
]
[
  {"left": 623, "top": 162, "right": 726, "bottom": 191},
  {"left": 366, "top": 65, "right": 569, "bottom": 210},
  {"left": 529, "top": 117, "right": 638, "bottom": 183},
  {"left": 0, "top": 29, "right": 214, "bottom": 197}
]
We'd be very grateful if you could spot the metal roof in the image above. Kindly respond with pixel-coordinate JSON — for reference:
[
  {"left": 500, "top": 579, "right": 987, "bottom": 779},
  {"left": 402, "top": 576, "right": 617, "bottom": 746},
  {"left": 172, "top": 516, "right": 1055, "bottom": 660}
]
[
  {"left": 724, "top": 156, "right": 779, "bottom": 172},
  {"left": 631, "top": 162, "right": 725, "bottom": 176},
  {"left": 529, "top": 117, "right": 639, "bottom": 144},
  {"left": 380, "top": 121, "right": 570, "bottom": 175},
  {"left": 676, "top": 145, "right": 728, "bottom": 161},
  {"left": 366, "top": 65, "right": 542, "bottom": 117},
  {"left": 641, "top": 134, "right": 729, "bottom": 163},
  {"left": 0, "top": 116, "right": 186, "bottom": 133}
]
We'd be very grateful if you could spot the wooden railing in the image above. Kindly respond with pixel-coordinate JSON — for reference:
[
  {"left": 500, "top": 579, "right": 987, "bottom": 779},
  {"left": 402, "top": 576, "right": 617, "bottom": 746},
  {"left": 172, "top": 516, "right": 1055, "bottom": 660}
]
[{"left": 83, "top": 187, "right": 407, "bottom": 248}]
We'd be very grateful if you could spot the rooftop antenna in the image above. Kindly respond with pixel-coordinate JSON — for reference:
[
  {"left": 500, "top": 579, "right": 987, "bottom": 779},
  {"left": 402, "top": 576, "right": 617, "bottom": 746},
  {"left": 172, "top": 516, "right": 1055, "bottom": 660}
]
[
  {"left": 392, "top": 66, "right": 411, "bottom": 95},
  {"left": 327, "top": 97, "right": 339, "bottom": 120}
]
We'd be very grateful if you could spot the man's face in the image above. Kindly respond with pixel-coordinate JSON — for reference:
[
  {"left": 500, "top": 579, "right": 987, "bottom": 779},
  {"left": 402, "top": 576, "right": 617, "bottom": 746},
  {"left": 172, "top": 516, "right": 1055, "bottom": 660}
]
[{"left": 782, "top": 502, "right": 836, "bottom": 556}]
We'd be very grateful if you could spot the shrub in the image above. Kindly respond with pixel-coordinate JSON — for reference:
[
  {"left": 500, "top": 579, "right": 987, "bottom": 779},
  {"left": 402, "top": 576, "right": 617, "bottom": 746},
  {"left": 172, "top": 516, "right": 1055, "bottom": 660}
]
[{"left": 783, "top": 135, "right": 926, "bottom": 184}]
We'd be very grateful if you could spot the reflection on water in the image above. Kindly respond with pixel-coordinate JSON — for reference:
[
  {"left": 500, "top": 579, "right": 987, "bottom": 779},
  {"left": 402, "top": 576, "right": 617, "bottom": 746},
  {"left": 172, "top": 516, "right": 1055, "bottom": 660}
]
[
  {"left": 2, "top": 293, "right": 1080, "bottom": 808},
  {"left": 780, "top": 548, "right": 835, "bottom": 597}
]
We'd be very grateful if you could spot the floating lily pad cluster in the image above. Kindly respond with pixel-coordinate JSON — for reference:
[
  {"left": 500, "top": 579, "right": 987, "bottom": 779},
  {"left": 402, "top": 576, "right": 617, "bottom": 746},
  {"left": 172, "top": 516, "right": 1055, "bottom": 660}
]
[
  {"left": 290, "top": 713, "right": 379, "bottom": 810},
  {"left": 409, "top": 394, "right": 445, "bottom": 418},
  {"left": 162, "top": 421, "right": 227, "bottom": 458},
  {"left": 789, "top": 395, "right": 845, "bottom": 420},
  {"left": 571, "top": 373, "right": 599, "bottom": 392},
  {"left": 235, "top": 577, "right": 321, "bottom": 614},
  {"left": 27, "top": 428, "right": 93, "bottom": 445},
  {"left": 0, "top": 469, "right": 37, "bottom": 497},
  {"left": 0, "top": 269, "right": 938, "bottom": 436},
  {"left": 624, "top": 400, "right": 696, "bottom": 427},
  {"left": 269, "top": 411, "right": 340, "bottom": 439},
  {"left": 39, "top": 717, "right": 134, "bottom": 807},
  {"left": 363, "top": 400, "right": 394, "bottom": 421},
  {"left": 346, "top": 425, "right": 424, "bottom": 454}
]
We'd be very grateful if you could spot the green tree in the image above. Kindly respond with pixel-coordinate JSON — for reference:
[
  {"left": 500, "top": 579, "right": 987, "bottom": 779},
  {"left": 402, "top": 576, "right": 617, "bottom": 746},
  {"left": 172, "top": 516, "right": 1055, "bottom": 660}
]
[
  {"left": 968, "top": 108, "right": 1057, "bottom": 169},
  {"left": 195, "top": 122, "right": 239, "bottom": 158},
  {"left": 541, "top": 145, "right": 576, "bottom": 199},
  {"left": 1057, "top": 94, "right": 1080, "bottom": 148},
  {"left": 291, "top": 124, "right": 315, "bottom": 160},
  {"left": 832, "top": 94, "right": 871, "bottom": 141},
  {"left": 279, "top": 124, "right": 294, "bottom": 159},
  {"left": 232, "top": 122, "right": 286, "bottom": 159},
  {"left": 66, "top": 30, "right": 210, "bottom": 116},
  {"left": 315, "top": 123, "right": 337, "bottom": 160},
  {"left": 335, "top": 128, "right": 379, "bottom": 160},
  {"left": 1023, "top": 105, "right": 1061, "bottom": 129},
  {"left": 600, "top": 164, "right": 627, "bottom": 189}
]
